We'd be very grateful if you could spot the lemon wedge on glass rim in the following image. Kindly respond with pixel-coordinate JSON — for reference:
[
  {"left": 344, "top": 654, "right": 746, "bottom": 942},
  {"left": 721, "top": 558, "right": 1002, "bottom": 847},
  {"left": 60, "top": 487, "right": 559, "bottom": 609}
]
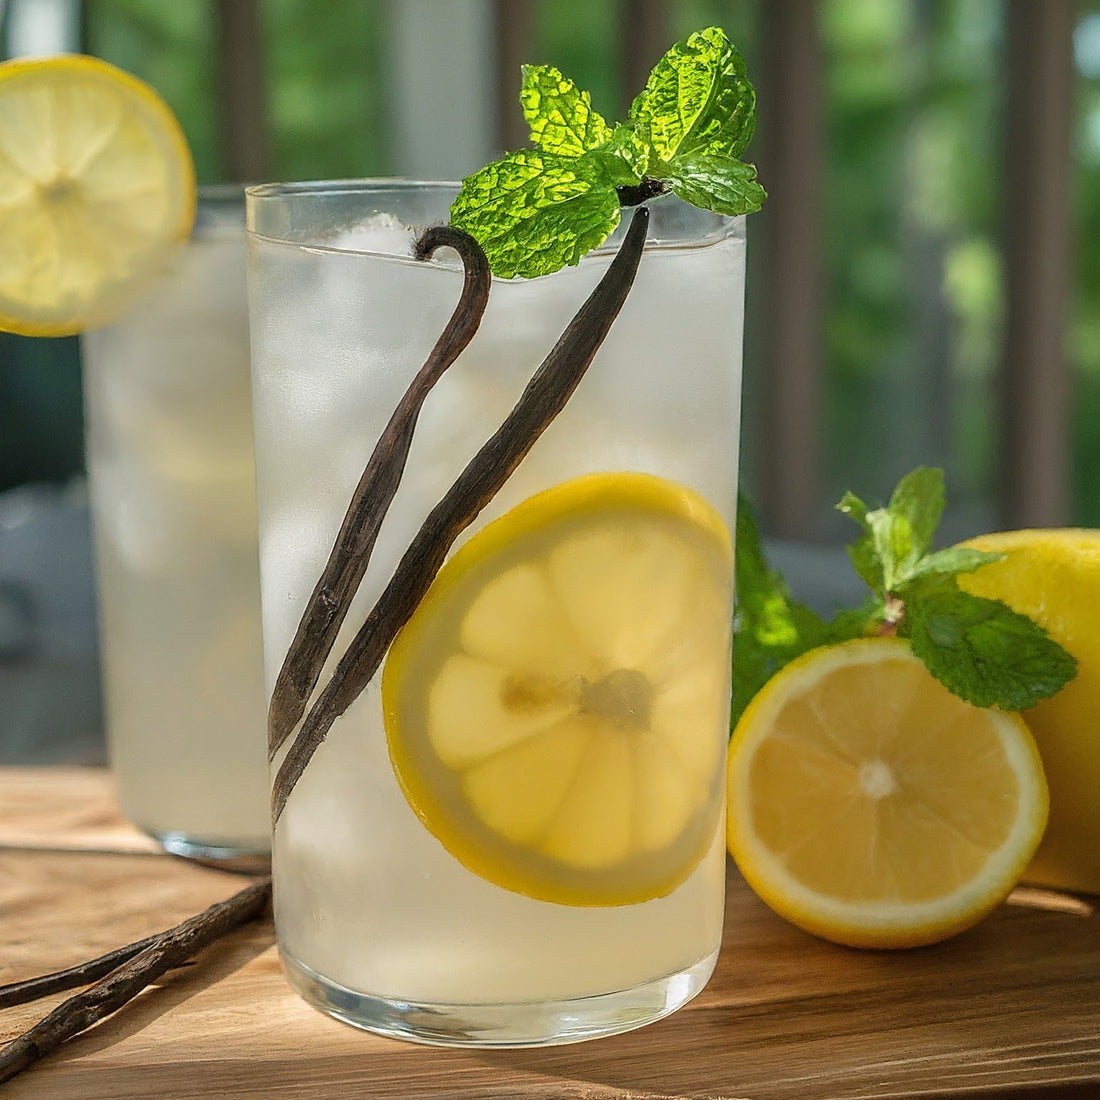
[
  {"left": 726, "top": 636, "right": 1049, "bottom": 948},
  {"left": 0, "top": 53, "right": 196, "bottom": 337},
  {"left": 382, "top": 471, "right": 735, "bottom": 907}
]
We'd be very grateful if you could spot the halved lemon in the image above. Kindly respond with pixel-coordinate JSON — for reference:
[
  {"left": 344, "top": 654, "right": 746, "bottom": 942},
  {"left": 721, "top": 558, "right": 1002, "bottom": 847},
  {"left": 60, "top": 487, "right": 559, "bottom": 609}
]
[
  {"left": 382, "top": 472, "right": 734, "bottom": 906},
  {"left": 726, "top": 637, "right": 1049, "bottom": 948},
  {"left": 0, "top": 54, "right": 196, "bottom": 336}
]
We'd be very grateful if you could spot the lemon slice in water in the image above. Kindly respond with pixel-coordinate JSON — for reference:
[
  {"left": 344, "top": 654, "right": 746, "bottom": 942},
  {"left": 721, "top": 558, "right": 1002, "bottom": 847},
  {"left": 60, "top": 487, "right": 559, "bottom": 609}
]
[
  {"left": 383, "top": 472, "right": 734, "bottom": 906},
  {"left": 0, "top": 54, "right": 196, "bottom": 336}
]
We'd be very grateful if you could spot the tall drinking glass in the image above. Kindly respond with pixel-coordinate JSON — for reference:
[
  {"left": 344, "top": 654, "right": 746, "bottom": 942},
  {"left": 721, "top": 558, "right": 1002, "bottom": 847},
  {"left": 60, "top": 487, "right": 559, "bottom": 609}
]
[
  {"left": 82, "top": 189, "right": 270, "bottom": 867},
  {"left": 246, "top": 180, "right": 745, "bottom": 1045}
]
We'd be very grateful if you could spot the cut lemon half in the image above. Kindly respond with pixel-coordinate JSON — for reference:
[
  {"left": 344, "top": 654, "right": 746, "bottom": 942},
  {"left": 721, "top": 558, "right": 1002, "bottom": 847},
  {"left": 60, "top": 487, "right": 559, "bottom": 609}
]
[
  {"left": 726, "top": 637, "right": 1049, "bottom": 948},
  {"left": 382, "top": 472, "right": 734, "bottom": 906},
  {"left": 0, "top": 54, "right": 196, "bottom": 336}
]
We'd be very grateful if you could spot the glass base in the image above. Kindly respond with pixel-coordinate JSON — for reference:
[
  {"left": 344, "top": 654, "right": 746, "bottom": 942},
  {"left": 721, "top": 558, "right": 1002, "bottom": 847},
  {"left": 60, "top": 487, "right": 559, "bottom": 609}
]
[
  {"left": 152, "top": 831, "right": 271, "bottom": 874},
  {"left": 280, "top": 946, "right": 719, "bottom": 1048}
]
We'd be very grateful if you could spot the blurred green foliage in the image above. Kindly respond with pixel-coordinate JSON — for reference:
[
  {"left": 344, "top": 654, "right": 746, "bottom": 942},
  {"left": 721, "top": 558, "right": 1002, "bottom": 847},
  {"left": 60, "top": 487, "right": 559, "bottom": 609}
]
[
  {"left": 817, "top": 0, "right": 1100, "bottom": 530},
  {"left": 83, "top": 0, "right": 388, "bottom": 182},
  {"left": 3, "top": 0, "right": 1098, "bottom": 530},
  {"left": 819, "top": 0, "right": 1005, "bottom": 535},
  {"left": 1073, "top": 10, "right": 1100, "bottom": 526},
  {"left": 85, "top": 1, "right": 220, "bottom": 179}
]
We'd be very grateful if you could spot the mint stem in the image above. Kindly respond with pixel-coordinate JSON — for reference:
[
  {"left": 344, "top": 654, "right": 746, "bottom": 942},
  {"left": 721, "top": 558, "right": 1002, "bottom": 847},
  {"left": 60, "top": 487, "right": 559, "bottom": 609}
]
[
  {"left": 271, "top": 206, "right": 651, "bottom": 823},
  {"left": 617, "top": 177, "right": 669, "bottom": 207}
]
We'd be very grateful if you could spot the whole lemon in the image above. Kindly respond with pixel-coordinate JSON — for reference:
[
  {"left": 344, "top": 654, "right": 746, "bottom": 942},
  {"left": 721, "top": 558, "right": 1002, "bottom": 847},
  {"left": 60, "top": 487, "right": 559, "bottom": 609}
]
[{"left": 958, "top": 529, "right": 1100, "bottom": 896}]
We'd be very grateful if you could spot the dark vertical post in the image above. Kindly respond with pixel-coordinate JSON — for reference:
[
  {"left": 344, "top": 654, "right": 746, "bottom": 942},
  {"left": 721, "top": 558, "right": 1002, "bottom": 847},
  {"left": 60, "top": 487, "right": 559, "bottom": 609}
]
[
  {"left": 493, "top": 0, "right": 534, "bottom": 155},
  {"left": 754, "top": 0, "right": 825, "bottom": 538},
  {"left": 999, "top": 0, "right": 1075, "bottom": 527},
  {"left": 213, "top": 0, "right": 271, "bottom": 183},
  {"left": 619, "top": 0, "right": 668, "bottom": 118}
]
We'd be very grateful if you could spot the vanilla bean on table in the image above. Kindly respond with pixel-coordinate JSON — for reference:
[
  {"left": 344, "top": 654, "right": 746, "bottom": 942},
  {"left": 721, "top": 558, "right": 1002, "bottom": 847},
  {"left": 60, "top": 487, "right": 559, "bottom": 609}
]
[
  {"left": 267, "top": 226, "right": 491, "bottom": 759},
  {"left": 0, "top": 932, "right": 165, "bottom": 1010},
  {"left": 271, "top": 205, "right": 651, "bottom": 823},
  {"left": 0, "top": 876, "right": 271, "bottom": 1085}
]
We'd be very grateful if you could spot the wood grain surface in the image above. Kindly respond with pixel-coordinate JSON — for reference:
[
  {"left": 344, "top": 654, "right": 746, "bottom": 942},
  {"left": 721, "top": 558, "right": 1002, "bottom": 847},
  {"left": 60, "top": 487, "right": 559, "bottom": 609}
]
[{"left": 1, "top": 767, "right": 1097, "bottom": 1099}]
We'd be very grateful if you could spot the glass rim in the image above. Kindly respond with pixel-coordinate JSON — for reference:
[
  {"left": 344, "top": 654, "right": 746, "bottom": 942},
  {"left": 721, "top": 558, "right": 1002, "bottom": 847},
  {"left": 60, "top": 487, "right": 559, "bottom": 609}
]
[
  {"left": 246, "top": 178, "right": 460, "bottom": 201},
  {"left": 199, "top": 182, "right": 249, "bottom": 201},
  {"left": 245, "top": 178, "right": 745, "bottom": 261}
]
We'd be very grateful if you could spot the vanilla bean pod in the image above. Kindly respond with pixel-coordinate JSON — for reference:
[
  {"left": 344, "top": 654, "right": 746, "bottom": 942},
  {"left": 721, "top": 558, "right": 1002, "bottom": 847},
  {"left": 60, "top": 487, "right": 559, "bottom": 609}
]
[
  {"left": 267, "top": 227, "right": 491, "bottom": 758},
  {"left": 0, "top": 877, "right": 271, "bottom": 1085},
  {"left": 271, "top": 205, "right": 650, "bottom": 822},
  {"left": 0, "top": 932, "right": 163, "bottom": 1010}
]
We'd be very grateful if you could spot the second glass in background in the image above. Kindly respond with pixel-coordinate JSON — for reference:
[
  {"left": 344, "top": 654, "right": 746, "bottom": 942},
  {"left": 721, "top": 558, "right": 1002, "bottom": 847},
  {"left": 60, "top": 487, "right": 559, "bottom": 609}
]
[{"left": 82, "top": 189, "right": 270, "bottom": 867}]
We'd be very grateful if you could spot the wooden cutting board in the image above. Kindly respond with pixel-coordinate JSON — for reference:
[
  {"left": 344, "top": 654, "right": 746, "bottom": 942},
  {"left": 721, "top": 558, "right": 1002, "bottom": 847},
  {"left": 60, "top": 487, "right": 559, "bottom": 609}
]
[{"left": 1, "top": 767, "right": 1097, "bottom": 1099}]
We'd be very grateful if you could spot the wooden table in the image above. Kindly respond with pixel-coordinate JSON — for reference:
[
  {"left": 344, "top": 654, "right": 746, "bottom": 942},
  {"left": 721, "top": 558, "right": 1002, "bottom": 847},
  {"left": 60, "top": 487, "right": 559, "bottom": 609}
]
[{"left": 1, "top": 767, "right": 1097, "bottom": 1099}]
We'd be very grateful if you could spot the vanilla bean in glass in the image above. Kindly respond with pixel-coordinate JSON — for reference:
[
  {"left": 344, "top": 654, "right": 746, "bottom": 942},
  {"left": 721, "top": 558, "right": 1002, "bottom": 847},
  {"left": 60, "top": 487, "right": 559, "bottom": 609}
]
[{"left": 246, "top": 180, "right": 747, "bottom": 1046}]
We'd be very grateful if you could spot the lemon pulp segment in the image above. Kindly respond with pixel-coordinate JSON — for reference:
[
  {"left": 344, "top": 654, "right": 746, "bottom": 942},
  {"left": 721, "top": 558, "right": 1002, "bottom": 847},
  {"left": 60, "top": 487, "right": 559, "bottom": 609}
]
[
  {"left": 382, "top": 472, "right": 735, "bottom": 906},
  {"left": 0, "top": 54, "right": 196, "bottom": 336},
  {"left": 726, "top": 637, "right": 1049, "bottom": 948}
]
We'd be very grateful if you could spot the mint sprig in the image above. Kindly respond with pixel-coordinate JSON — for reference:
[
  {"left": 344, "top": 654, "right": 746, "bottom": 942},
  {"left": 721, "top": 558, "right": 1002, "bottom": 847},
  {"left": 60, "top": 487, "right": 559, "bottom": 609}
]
[
  {"left": 731, "top": 467, "right": 1078, "bottom": 728},
  {"left": 451, "top": 26, "right": 766, "bottom": 279},
  {"left": 730, "top": 496, "right": 841, "bottom": 725}
]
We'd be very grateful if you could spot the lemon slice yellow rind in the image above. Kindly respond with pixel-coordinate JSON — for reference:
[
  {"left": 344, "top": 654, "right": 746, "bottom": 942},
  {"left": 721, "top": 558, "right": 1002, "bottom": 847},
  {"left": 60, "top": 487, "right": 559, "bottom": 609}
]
[
  {"left": 0, "top": 53, "right": 196, "bottom": 337},
  {"left": 726, "top": 637, "right": 1049, "bottom": 949},
  {"left": 383, "top": 471, "right": 735, "bottom": 907}
]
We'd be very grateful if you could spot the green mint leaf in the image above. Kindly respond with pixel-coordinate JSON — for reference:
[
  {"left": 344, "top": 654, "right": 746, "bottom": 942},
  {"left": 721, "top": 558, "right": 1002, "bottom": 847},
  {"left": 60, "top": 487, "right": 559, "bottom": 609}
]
[
  {"left": 838, "top": 472, "right": 948, "bottom": 592},
  {"left": 836, "top": 490, "right": 870, "bottom": 531},
  {"left": 520, "top": 64, "right": 612, "bottom": 156},
  {"left": 837, "top": 490, "right": 882, "bottom": 589},
  {"left": 845, "top": 535, "right": 883, "bottom": 593},
  {"left": 866, "top": 508, "right": 915, "bottom": 591},
  {"left": 730, "top": 493, "right": 880, "bottom": 729},
  {"left": 900, "top": 546, "right": 1002, "bottom": 586},
  {"left": 585, "top": 143, "right": 645, "bottom": 190},
  {"left": 450, "top": 150, "right": 621, "bottom": 279},
  {"left": 904, "top": 583, "right": 1078, "bottom": 711},
  {"left": 663, "top": 153, "right": 766, "bottom": 216},
  {"left": 827, "top": 602, "right": 885, "bottom": 642},
  {"left": 887, "top": 466, "right": 944, "bottom": 558},
  {"left": 731, "top": 495, "right": 832, "bottom": 728},
  {"left": 630, "top": 26, "right": 757, "bottom": 165},
  {"left": 602, "top": 123, "right": 649, "bottom": 182}
]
